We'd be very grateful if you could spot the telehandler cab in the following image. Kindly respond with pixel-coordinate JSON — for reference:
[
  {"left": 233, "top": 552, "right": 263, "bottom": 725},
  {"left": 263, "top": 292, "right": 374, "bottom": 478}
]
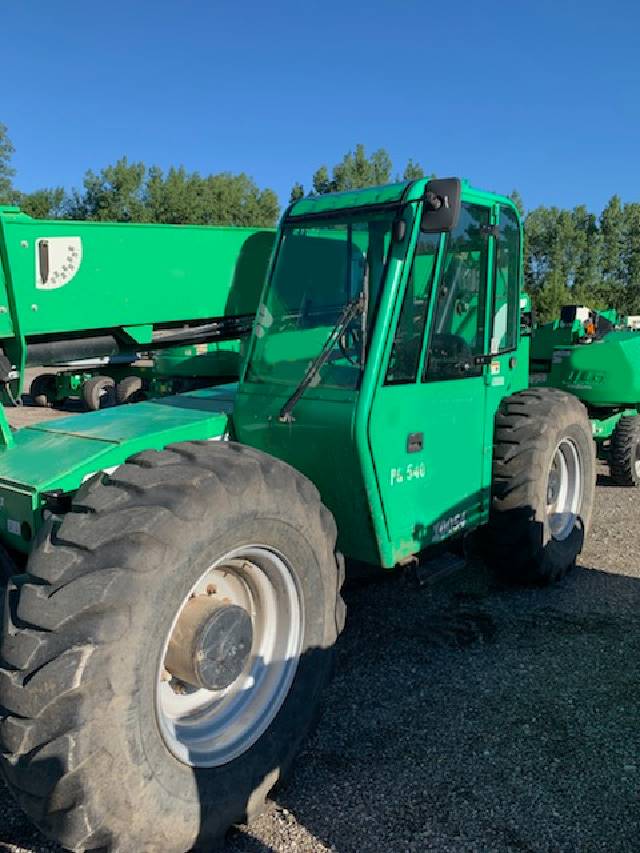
[{"left": 0, "top": 178, "right": 594, "bottom": 852}]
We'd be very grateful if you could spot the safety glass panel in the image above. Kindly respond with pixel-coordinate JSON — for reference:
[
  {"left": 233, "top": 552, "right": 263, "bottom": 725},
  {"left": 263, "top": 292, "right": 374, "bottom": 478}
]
[
  {"left": 492, "top": 205, "right": 520, "bottom": 353},
  {"left": 246, "top": 214, "right": 394, "bottom": 389},
  {"left": 423, "top": 203, "right": 489, "bottom": 381},
  {"left": 385, "top": 232, "right": 441, "bottom": 384}
]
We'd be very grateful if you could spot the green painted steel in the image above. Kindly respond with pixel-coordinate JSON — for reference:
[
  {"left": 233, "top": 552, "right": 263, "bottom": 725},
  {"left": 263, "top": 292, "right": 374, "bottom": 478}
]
[
  {"left": 44, "top": 341, "right": 244, "bottom": 405},
  {"left": 0, "top": 178, "right": 529, "bottom": 569},
  {"left": 540, "top": 330, "right": 640, "bottom": 408},
  {"left": 0, "top": 206, "right": 275, "bottom": 392},
  {"left": 152, "top": 341, "right": 242, "bottom": 378},
  {"left": 288, "top": 181, "right": 416, "bottom": 218},
  {"left": 236, "top": 178, "right": 525, "bottom": 567},
  {"left": 530, "top": 307, "right": 640, "bottom": 444},
  {"left": 0, "top": 385, "right": 235, "bottom": 552}
]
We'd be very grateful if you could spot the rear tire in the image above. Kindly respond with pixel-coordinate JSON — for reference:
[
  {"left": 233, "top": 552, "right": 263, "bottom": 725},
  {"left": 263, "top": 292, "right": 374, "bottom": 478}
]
[
  {"left": 609, "top": 414, "right": 640, "bottom": 486},
  {"left": 116, "top": 375, "right": 145, "bottom": 404},
  {"left": 0, "top": 441, "right": 344, "bottom": 852},
  {"left": 488, "top": 388, "right": 595, "bottom": 584},
  {"left": 82, "top": 375, "right": 115, "bottom": 411},
  {"left": 29, "top": 373, "right": 56, "bottom": 408},
  {"left": 0, "top": 544, "right": 17, "bottom": 586}
]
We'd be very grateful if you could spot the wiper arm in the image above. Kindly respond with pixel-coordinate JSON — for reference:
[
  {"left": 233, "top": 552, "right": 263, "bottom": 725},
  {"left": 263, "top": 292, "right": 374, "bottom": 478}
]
[{"left": 278, "top": 293, "right": 365, "bottom": 423}]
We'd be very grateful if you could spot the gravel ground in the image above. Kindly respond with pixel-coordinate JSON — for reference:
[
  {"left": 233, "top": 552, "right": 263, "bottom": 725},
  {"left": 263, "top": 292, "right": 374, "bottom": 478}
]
[{"left": 1, "top": 396, "right": 639, "bottom": 852}]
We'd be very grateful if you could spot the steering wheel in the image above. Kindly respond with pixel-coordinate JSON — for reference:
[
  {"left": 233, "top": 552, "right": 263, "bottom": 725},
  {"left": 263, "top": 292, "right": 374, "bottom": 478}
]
[
  {"left": 338, "top": 327, "right": 362, "bottom": 366},
  {"left": 430, "top": 333, "right": 474, "bottom": 373}
]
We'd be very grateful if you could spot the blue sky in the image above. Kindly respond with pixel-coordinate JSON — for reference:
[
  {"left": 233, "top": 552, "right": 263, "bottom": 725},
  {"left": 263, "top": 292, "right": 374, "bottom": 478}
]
[{"left": 2, "top": 0, "right": 639, "bottom": 214}]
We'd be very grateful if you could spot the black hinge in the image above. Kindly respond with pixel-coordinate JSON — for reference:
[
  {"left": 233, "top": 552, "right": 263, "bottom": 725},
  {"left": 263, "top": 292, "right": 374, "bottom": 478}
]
[
  {"left": 474, "top": 353, "right": 495, "bottom": 366},
  {"left": 38, "top": 240, "right": 50, "bottom": 285}
]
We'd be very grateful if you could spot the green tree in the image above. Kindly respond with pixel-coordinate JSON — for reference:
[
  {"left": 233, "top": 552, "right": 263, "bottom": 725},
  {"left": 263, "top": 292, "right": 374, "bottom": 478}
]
[
  {"left": 18, "top": 187, "right": 66, "bottom": 219},
  {"left": 0, "top": 123, "right": 15, "bottom": 204},
  {"left": 298, "top": 145, "right": 424, "bottom": 197},
  {"left": 571, "top": 205, "right": 603, "bottom": 306},
  {"left": 288, "top": 182, "right": 304, "bottom": 204},
  {"left": 623, "top": 202, "right": 640, "bottom": 313},
  {"left": 536, "top": 271, "right": 571, "bottom": 321},
  {"left": 143, "top": 166, "right": 278, "bottom": 227},
  {"left": 65, "top": 158, "right": 279, "bottom": 227},
  {"left": 522, "top": 204, "right": 600, "bottom": 319},
  {"left": 67, "top": 157, "right": 147, "bottom": 221},
  {"left": 509, "top": 190, "right": 525, "bottom": 217},
  {"left": 331, "top": 144, "right": 392, "bottom": 191},
  {"left": 600, "top": 195, "right": 626, "bottom": 297},
  {"left": 403, "top": 159, "right": 425, "bottom": 181},
  {"left": 311, "top": 164, "right": 332, "bottom": 195}
]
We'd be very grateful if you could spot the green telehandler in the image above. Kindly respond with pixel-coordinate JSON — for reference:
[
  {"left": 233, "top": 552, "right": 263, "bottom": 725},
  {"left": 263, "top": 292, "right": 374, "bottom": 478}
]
[
  {"left": 531, "top": 304, "right": 640, "bottom": 485},
  {"left": 0, "top": 179, "right": 595, "bottom": 852}
]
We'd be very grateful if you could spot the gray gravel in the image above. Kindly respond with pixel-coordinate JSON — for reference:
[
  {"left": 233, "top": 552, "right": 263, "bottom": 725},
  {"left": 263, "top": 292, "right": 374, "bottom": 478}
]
[{"left": 1, "top": 457, "right": 639, "bottom": 852}]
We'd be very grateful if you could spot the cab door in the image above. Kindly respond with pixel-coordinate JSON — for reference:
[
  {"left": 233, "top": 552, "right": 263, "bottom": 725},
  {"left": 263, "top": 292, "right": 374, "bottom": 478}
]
[{"left": 368, "top": 201, "right": 494, "bottom": 564}]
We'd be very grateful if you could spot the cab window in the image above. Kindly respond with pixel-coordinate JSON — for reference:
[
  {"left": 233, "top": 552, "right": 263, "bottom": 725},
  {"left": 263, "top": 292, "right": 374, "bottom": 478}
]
[
  {"left": 423, "top": 203, "right": 490, "bottom": 381},
  {"left": 385, "top": 232, "right": 441, "bottom": 384},
  {"left": 492, "top": 205, "right": 520, "bottom": 353}
]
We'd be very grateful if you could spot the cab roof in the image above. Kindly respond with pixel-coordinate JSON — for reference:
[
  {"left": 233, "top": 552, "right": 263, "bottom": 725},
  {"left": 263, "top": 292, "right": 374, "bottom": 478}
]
[
  {"left": 286, "top": 178, "right": 515, "bottom": 220},
  {"left": 287, "top": 180, "right": 424, "bottom": 219}
]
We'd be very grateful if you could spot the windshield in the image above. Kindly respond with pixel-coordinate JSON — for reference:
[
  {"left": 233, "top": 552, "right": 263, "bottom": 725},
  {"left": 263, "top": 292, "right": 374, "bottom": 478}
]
[{"left": 245, "top": 212, "right": 396, "bottom": 389}]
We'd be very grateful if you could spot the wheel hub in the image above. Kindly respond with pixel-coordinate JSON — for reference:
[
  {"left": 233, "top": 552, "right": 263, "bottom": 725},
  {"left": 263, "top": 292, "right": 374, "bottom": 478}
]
[
  {"left": 156, "top": 547, "right": 303, "bottom": 768},
  {"left": 546, "top": 437, "right": 583, "bottom": 541},
  {"left": 164, "top": 597, "right": 253, "bottom": 691}
]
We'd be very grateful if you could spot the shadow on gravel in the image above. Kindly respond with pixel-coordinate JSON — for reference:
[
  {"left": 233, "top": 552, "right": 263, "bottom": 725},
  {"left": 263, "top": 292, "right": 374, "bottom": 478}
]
[
  {"left": 3, "top": 562, "right": 640, "bottom": 853},
  {"left": 596, "top": 470, "right": 618, "bottom": 487},
  {"left": 230, "top": 561, "right": 640, "bottom": 853}
]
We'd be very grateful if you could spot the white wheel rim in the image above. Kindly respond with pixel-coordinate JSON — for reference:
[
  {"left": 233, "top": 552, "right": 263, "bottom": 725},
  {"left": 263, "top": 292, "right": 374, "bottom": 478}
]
[
  {"left": 546, "top": 438, "right": 583, "bottom": 541},
  {"left": 156, "top": 545, "right": 303, "bottom": 767}
]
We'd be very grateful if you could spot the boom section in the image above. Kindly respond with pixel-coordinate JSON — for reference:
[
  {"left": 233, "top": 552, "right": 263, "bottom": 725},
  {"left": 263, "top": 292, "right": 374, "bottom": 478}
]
[{"left": 0, "top": 207, "right": 274, "bottom": 392}]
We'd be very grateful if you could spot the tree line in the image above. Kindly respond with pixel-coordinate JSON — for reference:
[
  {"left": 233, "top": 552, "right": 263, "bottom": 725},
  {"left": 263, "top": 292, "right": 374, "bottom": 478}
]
[
  {"left": 0, "top": 123, "right": 279, "bottom": 228},
  {"left": 2, "top": 122, "right": 638, "bottom": 320}
]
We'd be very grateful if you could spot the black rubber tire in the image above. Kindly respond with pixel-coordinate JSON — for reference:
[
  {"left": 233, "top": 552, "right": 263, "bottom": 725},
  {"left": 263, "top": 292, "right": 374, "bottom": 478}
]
[
  {"left": 0, "top": 544, "right": 17, "bottom": 586},
  {"left": 29, "top": 373, "right": 56, "bottom": 408},
  {"left": 488, "top": 388, "right": 595, "bottom": 585},
  {"left": 81, "top": 375, "right": 115, "bottom": 411},
  {"left": 115, "top": 375, "right": 145, "bottom": 404},
  {"left": 609, "top": 415, "right": 640, "bottom": 486},
  {"left": 0, "top": 441, "right": 345, "bottom": 852}
]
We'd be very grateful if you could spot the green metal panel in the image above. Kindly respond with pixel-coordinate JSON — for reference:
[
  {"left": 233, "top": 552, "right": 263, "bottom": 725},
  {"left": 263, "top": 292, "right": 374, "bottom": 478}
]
[
  {"left": 590, "top": 408, "right": 638, "bottom": 441},
  {"left": 289, "top": 181, "right": 412, "bottom": 218},
  {"left": 0, "top": 209, "right": 274, "bottom": 337},
  {"left": 0, "top": 385, "right": 235, "bottom": 552},
  {"left": 152, "top": 341, "right": 242, "bottom": 378},
  {"left": 538, "top": 330, "right": 640, "bottom": 408},
  {"left": 238, "top": 179, "right": 529, "bottom": 567},
  {"left": 0, "top": 207, "right": 275, "bottom": 398}
]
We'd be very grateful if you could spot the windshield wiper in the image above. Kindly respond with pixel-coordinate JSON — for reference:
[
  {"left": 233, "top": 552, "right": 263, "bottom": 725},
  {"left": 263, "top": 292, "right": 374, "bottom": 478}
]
[{"left": 278, "top": 292, "right": 365, "bottom": 423}]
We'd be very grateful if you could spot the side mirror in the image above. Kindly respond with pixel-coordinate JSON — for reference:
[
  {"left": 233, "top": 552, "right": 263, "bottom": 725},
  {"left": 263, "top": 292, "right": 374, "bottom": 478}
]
[
  {"left": 420, "top": 178, "right": 461, "bottom": 233},
  {"left": 521, "top": 308, "right": 535, "bottom": 337}
]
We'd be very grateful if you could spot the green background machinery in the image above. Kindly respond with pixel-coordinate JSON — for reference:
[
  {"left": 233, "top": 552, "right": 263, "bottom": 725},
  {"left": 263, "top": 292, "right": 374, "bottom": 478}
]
[
  {"left": 29, "top": 339, "right": 246, "bottom": 410},
  {"left": 0, "top": 179, "right": 595, "bottom": 852},
  {"left": 0, "top": 205, "right": 274, "bottom": 404},
  {"left": 531, "top": 304, "right": 640, "bottom": 484}
]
